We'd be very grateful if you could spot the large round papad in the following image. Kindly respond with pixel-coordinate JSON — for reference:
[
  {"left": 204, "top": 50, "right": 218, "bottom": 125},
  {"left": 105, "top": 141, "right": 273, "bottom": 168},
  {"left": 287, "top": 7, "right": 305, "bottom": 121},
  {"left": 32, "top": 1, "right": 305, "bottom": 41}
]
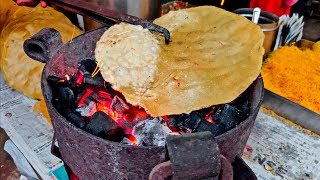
[
  {"left": 96, "top": 6, "right": 264, "bottom": 117},
  {"left": 0, "top": 3, "right": 82, "bottom": 100}
]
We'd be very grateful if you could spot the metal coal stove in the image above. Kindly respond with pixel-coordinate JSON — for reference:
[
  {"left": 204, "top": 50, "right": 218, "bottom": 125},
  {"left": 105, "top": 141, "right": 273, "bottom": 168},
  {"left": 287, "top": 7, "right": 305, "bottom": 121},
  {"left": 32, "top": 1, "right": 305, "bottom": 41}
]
[{"left": 23, "top": 27, "right": 263, "bottom": 179}]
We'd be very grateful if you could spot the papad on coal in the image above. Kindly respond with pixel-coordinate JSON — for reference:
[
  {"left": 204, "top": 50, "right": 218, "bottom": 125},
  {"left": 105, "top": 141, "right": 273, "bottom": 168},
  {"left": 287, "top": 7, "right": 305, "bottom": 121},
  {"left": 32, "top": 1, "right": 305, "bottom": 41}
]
[{"left": 96, "top": 6, "right": 264, "bottom": 117}]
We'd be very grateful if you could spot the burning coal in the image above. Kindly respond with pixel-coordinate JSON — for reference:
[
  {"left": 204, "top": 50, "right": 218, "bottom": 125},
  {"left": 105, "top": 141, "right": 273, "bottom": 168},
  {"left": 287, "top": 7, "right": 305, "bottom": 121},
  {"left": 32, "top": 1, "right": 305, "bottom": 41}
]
[{"left": 48, "top": 58, "right": 250, "bottom": 146}]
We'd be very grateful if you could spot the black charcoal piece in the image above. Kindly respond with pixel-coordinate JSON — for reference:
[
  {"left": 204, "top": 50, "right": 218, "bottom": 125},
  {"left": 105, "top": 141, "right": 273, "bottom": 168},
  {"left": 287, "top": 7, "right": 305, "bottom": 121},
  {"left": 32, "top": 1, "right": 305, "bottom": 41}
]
[
  {"left": 168, "top": 113, "right": 202, "bottom": 132},
  {"left": 169, "top": 112, "right": 225, "bottom": 136},
  {"left": 85, "top": 111, "right": 125, "bottom": 142},
  {"left": 188, "top": 112, "right": 204, "bottom": 129},
  {"left": 47, "top": 76, "right": 70, "bottom": 92},
  {"left": 167, "top": 114, "right": 187, "bottom": 128},
  {"left": 236, "top": 99, "right": 251, "bottom": 118},
  {"left": 78, "top": 58, "right": 97, "bottom": 74},
  {"left": 194, "top": 120, "right": 224, "bottom": 137},
  {"left": 48, "top": 75, "right": 84, "bottom": 108},
  {"left": 83, "top": 74, "right": 105, "bottom": 87},
  {"left": 74, "top": 89, "right": 86, "bottom": 104},
  {"left": 47, "top": 75, "right": 63, "bottom": 83},
  {"left": 233, "top": 93, "right": 251, "bottom": 118},
  {"left": 50, "top": 86, "right": 76, "bottom": 110},
  {"left": 65, "top": 109, "right": 86, "bottom": 129},
  {"left": 194, "top": 106, "right": 214, "bottom": 117},
  {"left": 57, "top": 87, "right": 75, "bottom": 105},
  {"left": 212, "top": 104, "right": 238, "bottom": 131}
]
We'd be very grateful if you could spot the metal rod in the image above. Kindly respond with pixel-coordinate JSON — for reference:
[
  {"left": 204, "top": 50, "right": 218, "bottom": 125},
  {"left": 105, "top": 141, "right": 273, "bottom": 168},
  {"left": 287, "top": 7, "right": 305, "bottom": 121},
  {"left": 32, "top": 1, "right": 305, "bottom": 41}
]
[{"left": 46, "top": 0, "right": 171, "bottom": 44}]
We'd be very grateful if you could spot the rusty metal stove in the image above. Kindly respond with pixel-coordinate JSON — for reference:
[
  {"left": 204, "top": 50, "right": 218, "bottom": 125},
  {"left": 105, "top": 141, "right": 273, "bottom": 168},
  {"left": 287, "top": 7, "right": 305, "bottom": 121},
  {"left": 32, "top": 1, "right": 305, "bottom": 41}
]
[{"left": 23, "top": 27, "right": 263, "bottom": 180}]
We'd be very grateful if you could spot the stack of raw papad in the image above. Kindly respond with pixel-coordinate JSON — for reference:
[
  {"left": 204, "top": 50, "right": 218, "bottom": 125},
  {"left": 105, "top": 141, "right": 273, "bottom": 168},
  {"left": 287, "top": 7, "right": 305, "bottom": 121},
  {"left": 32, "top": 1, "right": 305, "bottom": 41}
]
[{"left": 0, "top": 0, "right": 82, "bottom": 125}]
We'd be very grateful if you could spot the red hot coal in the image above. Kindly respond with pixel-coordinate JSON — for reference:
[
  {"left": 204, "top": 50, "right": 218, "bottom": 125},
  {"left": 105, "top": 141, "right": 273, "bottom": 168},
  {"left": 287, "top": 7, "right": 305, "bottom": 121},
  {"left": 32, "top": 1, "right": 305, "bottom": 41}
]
[
  {"left": 48, "top": 58, "right": 251, "bottom": 146},
  {"left": 23, "top": 27, "right": 263, "bottom": 179}
]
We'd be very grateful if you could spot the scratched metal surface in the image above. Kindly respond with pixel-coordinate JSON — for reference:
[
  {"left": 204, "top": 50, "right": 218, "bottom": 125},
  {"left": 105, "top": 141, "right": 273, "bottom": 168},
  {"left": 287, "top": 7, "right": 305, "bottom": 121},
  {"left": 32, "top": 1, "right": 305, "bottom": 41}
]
[
  {"left": 242, "top": 109, "right": 320, "bottom": 180},
  {"left": 263, "top": 89, "right": 320, "bottom": 135}
]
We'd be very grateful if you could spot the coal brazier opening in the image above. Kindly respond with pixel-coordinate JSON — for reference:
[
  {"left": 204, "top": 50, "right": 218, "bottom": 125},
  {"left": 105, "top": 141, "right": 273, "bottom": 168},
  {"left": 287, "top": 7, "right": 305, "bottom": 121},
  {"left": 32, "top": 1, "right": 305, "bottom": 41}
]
[
  {"left": 47, "top": 56, "right": 255, "bottom": 147},
  {"left": 24, "top": 27, "right": 264, "bottom": 180}
]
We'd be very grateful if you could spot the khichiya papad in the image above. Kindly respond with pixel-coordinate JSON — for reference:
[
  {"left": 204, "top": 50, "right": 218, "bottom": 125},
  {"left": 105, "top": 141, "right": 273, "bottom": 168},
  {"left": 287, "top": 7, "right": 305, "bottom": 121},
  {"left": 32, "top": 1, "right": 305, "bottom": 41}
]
[{"left": 95, "top": 6, "right": 265, "bottom": 117}]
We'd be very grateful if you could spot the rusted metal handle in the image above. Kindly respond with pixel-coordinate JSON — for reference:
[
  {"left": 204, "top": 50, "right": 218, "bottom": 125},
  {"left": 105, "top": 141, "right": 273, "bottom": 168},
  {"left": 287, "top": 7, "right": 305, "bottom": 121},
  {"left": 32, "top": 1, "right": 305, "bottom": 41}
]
[
  {"left": 24, "top": 28, "right": 63, "bottom": 63},
  {"left": 150, "top": 132, "right": 222, "bottom": 180},
  {"left": 220, "top": 155, "right": 234, "bottom": 180},
  {"left": 149, "top": 161, "right": 173, "bottom": 180},
  {"left": 149, "top": 155, "right": 234, "bottom": 180}
]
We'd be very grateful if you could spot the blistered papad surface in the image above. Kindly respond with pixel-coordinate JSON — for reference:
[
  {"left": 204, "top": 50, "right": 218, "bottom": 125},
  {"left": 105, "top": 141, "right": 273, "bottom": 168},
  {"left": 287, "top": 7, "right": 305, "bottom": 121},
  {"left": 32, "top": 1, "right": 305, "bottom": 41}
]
[{"left": 95, "top": 6, "right": 264, "bottom": 117}]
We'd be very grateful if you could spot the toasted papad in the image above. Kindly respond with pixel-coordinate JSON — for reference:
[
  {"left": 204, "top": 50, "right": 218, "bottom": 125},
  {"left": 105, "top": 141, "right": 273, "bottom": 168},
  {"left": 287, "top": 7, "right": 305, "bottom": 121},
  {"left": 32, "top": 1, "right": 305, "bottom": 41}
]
[{"left": 96, "top": 6, "right": 264, "bottom": 117}]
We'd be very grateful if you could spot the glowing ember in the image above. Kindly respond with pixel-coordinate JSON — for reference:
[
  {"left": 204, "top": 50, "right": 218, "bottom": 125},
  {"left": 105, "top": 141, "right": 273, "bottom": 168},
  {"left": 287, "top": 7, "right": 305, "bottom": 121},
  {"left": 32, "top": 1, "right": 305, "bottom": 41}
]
[
  {"left": 49, "top": 59, "right": 250, "bottom": 146},
  {"left": 220, "top": 0, "right": 225, "bottom": 6},
  {"left": 76, "top": 86, "right": 148, "bottom": 134},
  {"left": 205, "top": 107, "right": 215, "bottom": 124},
  {"left": 65, "top": 74, "right": 70, "bottom": 81}
]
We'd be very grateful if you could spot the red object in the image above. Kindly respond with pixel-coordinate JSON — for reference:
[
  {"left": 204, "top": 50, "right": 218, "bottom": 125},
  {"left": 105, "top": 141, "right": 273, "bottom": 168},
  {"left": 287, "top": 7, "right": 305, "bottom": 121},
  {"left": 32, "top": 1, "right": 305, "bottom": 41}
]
[
  {"left": 77, "top": 88, "right": 94, "bottom": 107},
  {"left": 69, "top": 171, "right": 79, "bottom": 180},
  {"left": 250, "top": 0, "right": 292, "bottom": 17},
  {"left": 74, "top": 70, "right": 84, "bottom": 85}
]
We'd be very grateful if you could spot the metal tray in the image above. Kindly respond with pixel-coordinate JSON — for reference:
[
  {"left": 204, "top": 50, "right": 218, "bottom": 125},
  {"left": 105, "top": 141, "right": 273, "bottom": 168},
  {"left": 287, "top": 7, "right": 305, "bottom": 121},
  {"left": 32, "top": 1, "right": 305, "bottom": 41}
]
[{"left": 262, "top": 89, "right": 320, "bottom": 135}]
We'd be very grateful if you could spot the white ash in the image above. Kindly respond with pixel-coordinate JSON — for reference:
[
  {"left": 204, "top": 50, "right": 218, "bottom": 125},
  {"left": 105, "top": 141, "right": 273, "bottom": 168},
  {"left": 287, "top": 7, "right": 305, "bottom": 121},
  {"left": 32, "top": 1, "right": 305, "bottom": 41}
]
[
  {"left": 76, "top": 101, "right": 96, "bottom": 117},
  {"left": 132, "top": 117, "right": 179, "bottom": 146}
]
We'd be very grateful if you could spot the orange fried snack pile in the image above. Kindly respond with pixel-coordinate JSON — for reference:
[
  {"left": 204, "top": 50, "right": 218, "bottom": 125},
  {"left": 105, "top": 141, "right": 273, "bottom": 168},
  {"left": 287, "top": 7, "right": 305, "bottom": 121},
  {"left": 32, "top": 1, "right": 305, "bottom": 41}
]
[{"left": 261, "top": 42, "right": 320, "bottom": 114}]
